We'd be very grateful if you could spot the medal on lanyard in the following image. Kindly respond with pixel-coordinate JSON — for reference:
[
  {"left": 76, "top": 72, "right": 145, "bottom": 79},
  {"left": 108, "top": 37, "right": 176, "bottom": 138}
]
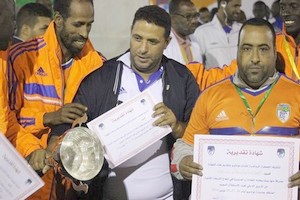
[{"left": 234, "top": 78, "right": 278, "bottom": 135}]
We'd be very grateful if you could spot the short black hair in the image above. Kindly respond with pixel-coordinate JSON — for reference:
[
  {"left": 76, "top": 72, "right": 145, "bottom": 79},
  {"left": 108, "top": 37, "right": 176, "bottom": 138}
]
[
  {"left": 16, "top": 3, "right": 52, "bottom": 33},
  {"left": 53, "top": 0, "right": 93, "bottom": 19},
  {"left": 131, "top": 5, "right": 171, "bottom": 39},
  {"left": 238, "top": 18, "right": 276, "bottom": 46},
  {"left": 199, "top": 7, "right": 210, "bottom": 13},
  {"left": 169, "top": 0, "right": 194, "bottom": 14}
]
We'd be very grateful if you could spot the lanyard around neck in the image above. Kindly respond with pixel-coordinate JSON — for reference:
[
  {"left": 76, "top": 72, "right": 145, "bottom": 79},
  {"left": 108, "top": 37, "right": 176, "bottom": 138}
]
[
  {"left": 234, "top": 78, "right": 278, "bottom": 132},
  {"left": 283, "top": 36, "right": 299, "bottom": 80}
]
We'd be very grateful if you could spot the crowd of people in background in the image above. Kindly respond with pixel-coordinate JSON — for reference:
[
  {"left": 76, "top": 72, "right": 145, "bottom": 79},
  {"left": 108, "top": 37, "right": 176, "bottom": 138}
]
[{"left": 0, "top": 0, "right": 299, "bottom": 199}]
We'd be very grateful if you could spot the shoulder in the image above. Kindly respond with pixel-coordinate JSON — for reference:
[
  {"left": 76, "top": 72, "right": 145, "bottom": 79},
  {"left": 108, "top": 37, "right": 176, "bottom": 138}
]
[
  {"left": 9, "top": 37, "right": 46, "bottom": 63},
  {"left": 277, "top": 74, "right": 300, "bottom": 89},
  {"left": 201, "top": 76, "right": 232, "bottom": 96}
]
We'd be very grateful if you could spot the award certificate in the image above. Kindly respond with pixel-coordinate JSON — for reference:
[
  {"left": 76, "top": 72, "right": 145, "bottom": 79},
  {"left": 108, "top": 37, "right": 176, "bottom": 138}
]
[
  {"left": 0, "top": 133, "right": 44, "bottom": 200},
  {"left": 191, "top": 135, "right": 299, "bottom": 200},
  {"left": 87, "top": 90, "right": 172, "bottom": 168}
]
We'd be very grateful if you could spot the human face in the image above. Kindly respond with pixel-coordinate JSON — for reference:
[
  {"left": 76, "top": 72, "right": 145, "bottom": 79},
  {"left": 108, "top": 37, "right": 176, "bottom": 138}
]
[
  {"left": 172, "top": 4, "right": 199, "bottom": 37},
  {"left": 29, "top": 16, "right": 51, "bottom": 39},
  {"left": 199, "top": 10, "right": 211, "bottom": 24},
  {"left": 280, "top": 0, "right": 300, "bottom": 38},
  {"left": 56, "top": 0, "right": 94, "bottom": 58},
  {"left": 130, "top": 20, "right": 170, "bottom": 75},
  {"left": 225, "top": 0, "right": 242, "bottom": 24},
  {"left": 0, "top": 0, "right": 15, "bottom": 50},
  {"left": 237, "top": 25, "right": 276, "bottom": 89}
]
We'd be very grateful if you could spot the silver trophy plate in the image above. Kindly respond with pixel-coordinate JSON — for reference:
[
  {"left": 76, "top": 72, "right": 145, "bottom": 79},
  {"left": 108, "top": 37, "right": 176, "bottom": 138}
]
[{"left": 59, "top": 127, "right": 104, "bottom": 181}]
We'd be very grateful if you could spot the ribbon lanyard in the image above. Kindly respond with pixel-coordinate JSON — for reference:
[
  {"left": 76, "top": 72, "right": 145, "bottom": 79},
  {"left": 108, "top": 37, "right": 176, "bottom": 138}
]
[
  {"left": 234, "top": 78, "right": 278, "bottom": 134},
  {"left": 283, "top": 37, "right": 299, "bottom": 80}
]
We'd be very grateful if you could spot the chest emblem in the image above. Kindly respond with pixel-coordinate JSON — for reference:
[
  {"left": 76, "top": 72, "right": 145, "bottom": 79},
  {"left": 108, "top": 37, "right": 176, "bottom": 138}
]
[{"left": 276, "top": 103, "right": 290, "bottom": 123}]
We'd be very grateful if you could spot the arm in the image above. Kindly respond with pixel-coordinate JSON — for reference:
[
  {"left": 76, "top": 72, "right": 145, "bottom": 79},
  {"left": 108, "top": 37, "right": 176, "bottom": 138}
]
[
  {"left": 186, "top": 60, "right": 238, "bottom": 91},
  {"left": 171, "top": 138, "right": 202, "bottom": 180}
]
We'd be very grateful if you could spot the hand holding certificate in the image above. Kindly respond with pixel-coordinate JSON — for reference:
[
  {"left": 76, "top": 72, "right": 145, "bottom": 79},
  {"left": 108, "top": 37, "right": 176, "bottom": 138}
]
[
  {"left": 191, "top": 135, "right": 299, "bottom": 200},
  {"left": 87, "top": 90, "right": 172, "bottom": 168},
  {"left": 0, "top": 133, "right": 44, "bottom": 200}
]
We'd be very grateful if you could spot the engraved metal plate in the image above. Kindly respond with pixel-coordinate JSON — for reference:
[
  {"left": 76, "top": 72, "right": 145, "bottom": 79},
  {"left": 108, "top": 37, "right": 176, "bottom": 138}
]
[{"left": 59, "top": 127, "right": 104, "bottom": 181}]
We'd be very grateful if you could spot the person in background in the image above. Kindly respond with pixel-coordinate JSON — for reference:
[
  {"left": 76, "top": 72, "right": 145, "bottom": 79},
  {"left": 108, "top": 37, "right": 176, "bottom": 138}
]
[
  {"left": 172, "top": 18, "right": 300, "bottom": 196},
  {"left": 276, "top": 0, "right": 299, "bottom": 80},
  {"left": 199, "top": 7, "right": 212, "bottom": 24},
  {"left": 210, "top": 7, "right": 218, "bottom": 18},
  {"left": 13, "top": 3, "right": 52, "bottom": 44},
  {"left": 7, "top": 0, "right": 106, "bottom": 199},
  {"left": 237, "top": 9, "right": 247, "bottom": 23},
  {"left": 48, "top": 5, "right": 199, "bottom": 200},
  {"left": 270, "top": 0, "right": 283, "bottom": 32},
  {"left": 252, "top": 1, "right": 270, "bottom": 20},
  {"left": 194, "top": 0, "right": 242, "bottom": 69},
  {"left": 0, "top": 0, "right": 15, "bottom": 137},
  {"left": 164, "top": 0, "right": 201, "bottom": 65}
]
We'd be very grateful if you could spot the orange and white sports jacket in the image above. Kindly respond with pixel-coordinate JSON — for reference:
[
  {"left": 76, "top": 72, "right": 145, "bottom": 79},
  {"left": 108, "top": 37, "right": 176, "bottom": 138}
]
[
  {"left": 8, "top": 21, "right": 104, "bottom": 157},
  {"left": 0, "top": 49, "right": 9, "bottom": 135}
]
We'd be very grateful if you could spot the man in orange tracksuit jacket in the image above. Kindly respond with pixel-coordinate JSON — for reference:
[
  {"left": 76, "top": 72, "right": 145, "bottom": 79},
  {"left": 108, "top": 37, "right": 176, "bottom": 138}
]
[
  {"left": 187, "top": 0, "right": 300, "bottom": 91},
  {"left": 0, "top": 0, "right": 17, "bottom": 140},
  {"left": 7, "top": 0, "right": 105, "bottom": 199}
]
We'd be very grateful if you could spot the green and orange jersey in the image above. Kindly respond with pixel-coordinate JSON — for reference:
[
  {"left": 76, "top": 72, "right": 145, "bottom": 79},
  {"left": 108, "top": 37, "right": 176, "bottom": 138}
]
[{"left": 183, "top": 74, "right": 300, "bottom": 145}]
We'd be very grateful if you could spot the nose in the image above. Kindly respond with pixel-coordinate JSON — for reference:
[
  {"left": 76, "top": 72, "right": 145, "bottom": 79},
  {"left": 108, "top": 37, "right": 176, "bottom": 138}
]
[
  {"left": 139, "top": 41, "right": 148, "bottom": 54},
  {"left": 251, "top": 48, "right": 260, "bottom": 64},
  {"left": 79, "top": 26, "right": 90, "bottom": 39}
]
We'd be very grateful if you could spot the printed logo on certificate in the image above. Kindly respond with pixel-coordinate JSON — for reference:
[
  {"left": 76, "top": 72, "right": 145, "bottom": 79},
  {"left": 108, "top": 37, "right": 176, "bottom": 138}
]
[
  {"left": 191, "top": 135, "right": 299, "bottom": 200},
  {"left": 87, "top": 90, "right": 172, "bottom": 168},
  {"left": 0, "top": 133, "right": 44, "bottom": 200}
]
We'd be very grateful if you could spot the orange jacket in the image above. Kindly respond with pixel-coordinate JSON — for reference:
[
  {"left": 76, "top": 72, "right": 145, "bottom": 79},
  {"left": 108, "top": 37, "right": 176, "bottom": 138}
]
[
  {"left": 0, "top": 50, "right": 9, "bottom": 135},
  {"left": 8, "top": 21, "right": 104, "bottom": 157},
  {"left": 187, "top": 31, "right": 300, "bottom": 91}
]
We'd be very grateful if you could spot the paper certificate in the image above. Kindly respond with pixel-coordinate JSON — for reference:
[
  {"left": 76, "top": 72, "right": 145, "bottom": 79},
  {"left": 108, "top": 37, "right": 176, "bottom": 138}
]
[
  {"left": 0, "top": 133, "right": 44, "bottom": 200},
  {"left": 191, "top": 135, "right": 299, "bottom": 200},
  {"left": 87, "top": 90, "right": 172, "bottom": 168}
]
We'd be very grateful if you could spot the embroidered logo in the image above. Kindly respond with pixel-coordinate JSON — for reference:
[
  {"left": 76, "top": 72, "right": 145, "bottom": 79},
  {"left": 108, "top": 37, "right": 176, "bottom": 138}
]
[
  {"left": 119, "top": 86, "right": 127, "bottom": 94},
  {"left": 215, "top": 110, "right": 229, "bottom": 121},
  {"left": 276, "top": 103, "right": 290, "bottom": 123},
  {"left": 36, "top": 67, "right": 47, "bottom": 76}
]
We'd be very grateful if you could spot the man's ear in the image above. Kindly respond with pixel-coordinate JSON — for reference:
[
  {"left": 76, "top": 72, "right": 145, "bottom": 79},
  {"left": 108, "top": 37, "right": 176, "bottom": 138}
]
[
  {"left": 164, "top": 36, "right": 172, "bottom": 49},
  {"left": 53, "top": 11, "right": 63, "bottom": 28}
]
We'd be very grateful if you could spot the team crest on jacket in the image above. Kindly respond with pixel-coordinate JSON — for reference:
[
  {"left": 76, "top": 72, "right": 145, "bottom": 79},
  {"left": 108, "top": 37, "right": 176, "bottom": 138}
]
[{"left": 276, "top": 103, "right": 290, "bottom": 123}]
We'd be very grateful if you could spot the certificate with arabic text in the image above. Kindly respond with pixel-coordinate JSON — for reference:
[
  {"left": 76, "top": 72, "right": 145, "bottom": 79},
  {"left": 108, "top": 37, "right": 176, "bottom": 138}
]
[
  {"left": 87, "top": 90, "right": 172, "bottom": 168},
  {"left": 0, "top": 133, "right": 44, "bottom": 200},
  {"left": 191, "top": 135, "right": 299, "bottom": 200}
]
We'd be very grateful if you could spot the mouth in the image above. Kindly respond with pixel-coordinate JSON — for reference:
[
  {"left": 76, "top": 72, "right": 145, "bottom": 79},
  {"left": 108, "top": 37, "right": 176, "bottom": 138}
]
[
  {"left": 284, "top": 20, "right": 296, "bottom": 27},
  {"left": 74, "top": 40, "right": 86, "bottom": 47},
  {"left": 137, "top": 55, "right": 149, "bottom": 63}
]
